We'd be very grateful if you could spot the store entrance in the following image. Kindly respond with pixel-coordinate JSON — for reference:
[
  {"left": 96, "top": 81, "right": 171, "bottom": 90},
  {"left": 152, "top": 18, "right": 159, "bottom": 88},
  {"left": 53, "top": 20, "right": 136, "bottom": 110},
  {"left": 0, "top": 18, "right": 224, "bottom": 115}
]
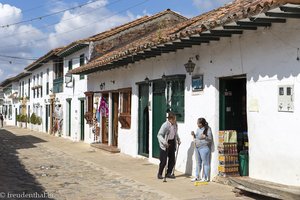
[{"left": 219, "top": 75, "right": 248, "bottom": 176}]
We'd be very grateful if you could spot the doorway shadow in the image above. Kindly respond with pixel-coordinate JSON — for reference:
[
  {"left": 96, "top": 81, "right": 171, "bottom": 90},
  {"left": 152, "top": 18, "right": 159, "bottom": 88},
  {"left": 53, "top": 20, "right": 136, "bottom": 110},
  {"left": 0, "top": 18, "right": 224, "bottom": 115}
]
[{"left": 0, "top": 129, "right": 54, "bottom": 199}]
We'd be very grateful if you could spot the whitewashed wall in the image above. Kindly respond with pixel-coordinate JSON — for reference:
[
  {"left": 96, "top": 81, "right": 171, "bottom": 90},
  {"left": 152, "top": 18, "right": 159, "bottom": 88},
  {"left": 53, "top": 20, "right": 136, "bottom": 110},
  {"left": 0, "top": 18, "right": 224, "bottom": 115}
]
[
  {"left": 17, "top": 75, "right": 31, "bottom": 128},
  {"left": 29, "top": 62, "right": 54, "bottom": 133},
  {"left": 88, "top": 18, "right": 300, "bottom": 186},
  {"left": 3, "top": 82, "right": 19, "bottom": 126}
]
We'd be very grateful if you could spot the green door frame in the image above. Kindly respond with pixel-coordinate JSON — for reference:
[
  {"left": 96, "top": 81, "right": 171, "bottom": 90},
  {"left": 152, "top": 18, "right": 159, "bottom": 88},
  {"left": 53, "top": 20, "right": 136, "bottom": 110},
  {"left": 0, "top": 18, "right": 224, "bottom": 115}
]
[
  {"left": 15, "top": 108, "right": 17, "bottom": 126},
  {"left": 219, "top": 79, "right": 226, "bottom": 130},
  {"left": 80, "top": 100, "right": 85, "bottom": 141},
  {"left": 67, "top": 100, "right": 72, "bottom": 137},
  {"left": 45, "top": 105, "right": 49, "bottom": 133},
  {"left": 138, "top": 84, "right": 149, "bottom": 157},
  {"left": 219, "top": 77, "right": 247, "bottom": 132}
]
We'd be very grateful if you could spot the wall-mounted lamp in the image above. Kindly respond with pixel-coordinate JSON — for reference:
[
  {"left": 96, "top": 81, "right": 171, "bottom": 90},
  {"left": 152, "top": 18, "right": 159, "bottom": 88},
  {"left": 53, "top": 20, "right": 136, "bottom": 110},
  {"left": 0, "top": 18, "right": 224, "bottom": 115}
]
[
  {"left": 184, "top": 58, "right": 196, "bottom": 75},
  {"left": 100, "top": 82, "right": 105, "bottom": 90},
  {"left": 162, "top": 73, "right": 167, "bottom": 82},
  {"left": 144, "top": 77, "right": 151, "bottom": 86},
  {"left": 65, "top": 72, "right": 73, "bottom": 88}
]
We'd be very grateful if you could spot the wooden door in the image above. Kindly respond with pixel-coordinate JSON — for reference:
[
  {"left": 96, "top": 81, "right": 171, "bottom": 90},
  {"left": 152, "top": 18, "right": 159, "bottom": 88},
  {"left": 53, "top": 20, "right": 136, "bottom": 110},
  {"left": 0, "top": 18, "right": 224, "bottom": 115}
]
[
  {"left": 152, "top": 81, "right": 166, "bottom": 158},
  {"left": 219, "top": 77, "right": 247, "bottom": 132},
  {"left": 112, "top": 93, "right": 119, "bottom": 146},
  {"left": 102, "top": 94, "right": 109, "bottom": 144}
]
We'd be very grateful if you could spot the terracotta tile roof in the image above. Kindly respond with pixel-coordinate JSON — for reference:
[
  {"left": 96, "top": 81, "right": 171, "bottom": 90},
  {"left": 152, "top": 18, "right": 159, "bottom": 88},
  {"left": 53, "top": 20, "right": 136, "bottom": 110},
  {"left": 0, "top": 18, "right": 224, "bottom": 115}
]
[
  {"left": 88, "top": 9, "right": 186, "bottom": 42},
  {"left": 0, "top": 77, "right": 15, "bottom": 87},
  {"left": 70, "top": 0, "right": 300, "bottom": 74},
  {"left": 0, "top": 72, "right": 31, "bottom": 87},
  {"left": 57, "top": 9, "right": 187, "bottom": 55},
  {"left": 25, "top": 47, "right": 64, "bottom": 71}
]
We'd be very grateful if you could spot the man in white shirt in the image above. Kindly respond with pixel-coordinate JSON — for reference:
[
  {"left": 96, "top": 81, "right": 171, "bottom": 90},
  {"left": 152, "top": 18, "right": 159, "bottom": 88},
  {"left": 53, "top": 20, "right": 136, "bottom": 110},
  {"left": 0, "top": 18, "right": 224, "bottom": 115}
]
[{"left": 157, "top": 111, "right": 181, "bottom": 179}]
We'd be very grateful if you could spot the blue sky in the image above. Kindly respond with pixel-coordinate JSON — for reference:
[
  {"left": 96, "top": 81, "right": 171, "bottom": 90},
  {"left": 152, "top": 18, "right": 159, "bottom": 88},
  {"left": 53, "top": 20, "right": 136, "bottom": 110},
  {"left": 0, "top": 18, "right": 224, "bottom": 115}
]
[{"left": 0, "top": 0, "right": 232, "bottom": 82}]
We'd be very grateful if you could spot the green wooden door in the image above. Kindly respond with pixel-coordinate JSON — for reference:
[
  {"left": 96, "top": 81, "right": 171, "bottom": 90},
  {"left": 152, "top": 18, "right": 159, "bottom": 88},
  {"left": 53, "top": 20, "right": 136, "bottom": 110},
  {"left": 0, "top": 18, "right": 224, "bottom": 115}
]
[
  {"left": 67, "top": 100, "right": 71, "bottom": 137},
  {"left": 80, "top": 100, "right": 85, "bottom": 140},
  {"left": 45, "top": 105, "right": 49, "bottom": 133},
  {"left": 219, "top": 78, "right": 247, "bottom": 132},
  {"left": 152, "top": 81, "right": 166, "bottom": 158},
  {"left": 15, "top": 108, "right": 17, "bottom": 126},
  {"left": 138, "top": 84, "right": 149, "bottom": 157}
]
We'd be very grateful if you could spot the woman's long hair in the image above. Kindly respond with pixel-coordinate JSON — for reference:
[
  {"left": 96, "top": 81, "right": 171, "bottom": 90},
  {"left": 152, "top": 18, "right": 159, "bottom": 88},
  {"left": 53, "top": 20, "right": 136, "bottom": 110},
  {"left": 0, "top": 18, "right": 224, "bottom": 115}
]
[{"left": 198, "top": 118, "right": 208, "bottom": 136}]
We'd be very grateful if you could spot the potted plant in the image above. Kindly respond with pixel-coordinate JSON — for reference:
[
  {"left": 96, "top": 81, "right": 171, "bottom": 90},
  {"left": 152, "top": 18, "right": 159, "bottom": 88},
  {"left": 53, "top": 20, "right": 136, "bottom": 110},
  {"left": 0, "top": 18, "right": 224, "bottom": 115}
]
[
  {"left": 36, "top": 116, "right": 42, "bottom": 132},
  {"left": 30, "top": 113, "right": 37, "bottom": 130},
  {"left": 27, "top": 115, "right": 31, "bottom": 124},
  {"left": 16, "top": 114, "right": 21, "bottom": 127},
  {"left": 20, "top": 114, "right": 27, "bottom": 128}
]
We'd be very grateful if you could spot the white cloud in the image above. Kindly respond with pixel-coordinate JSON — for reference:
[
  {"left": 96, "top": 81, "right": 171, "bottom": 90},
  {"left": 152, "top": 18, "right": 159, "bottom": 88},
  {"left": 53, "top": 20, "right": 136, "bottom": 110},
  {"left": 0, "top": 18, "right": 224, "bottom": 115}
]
[
  {"left": 0, "top": 1, "right": 139, "bottom": 82},
  {"left": 0, "top": 3, "right": 22, "bottom": 25},
  {"left": 47, "top": 0, "right": 134, "bottom": 49},
  {"left": 0, "top": 3, "right": 44, "bottom": 82},
  {"left": 192, "top": 0, "right": 232, "bottom": 13}
]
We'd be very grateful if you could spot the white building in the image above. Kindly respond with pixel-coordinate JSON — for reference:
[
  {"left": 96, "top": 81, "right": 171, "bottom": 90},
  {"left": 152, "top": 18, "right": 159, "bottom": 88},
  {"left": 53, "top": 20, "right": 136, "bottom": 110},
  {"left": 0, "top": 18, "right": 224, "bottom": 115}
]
[
  {"left": 24, "top": 48, "right": 61, "bottom": 133},
  {"left": 0, "top": 72, "right": 30, "bottom": 126},
  {"left": 71, "top": 1, "right": 300, "bottom": 187},
  {"left": 56, "top": 42, "right": 90, "bottom": 142},
  {"left": 57, "top": 9, "right": 186, "bottom": 144}
]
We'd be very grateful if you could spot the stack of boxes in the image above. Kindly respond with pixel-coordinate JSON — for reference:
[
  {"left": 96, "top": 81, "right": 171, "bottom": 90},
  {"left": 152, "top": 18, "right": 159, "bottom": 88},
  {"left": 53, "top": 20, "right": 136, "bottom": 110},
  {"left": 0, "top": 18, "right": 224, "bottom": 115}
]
[{"left": 218, "top": 130, "right": 239, "bottom": 177}]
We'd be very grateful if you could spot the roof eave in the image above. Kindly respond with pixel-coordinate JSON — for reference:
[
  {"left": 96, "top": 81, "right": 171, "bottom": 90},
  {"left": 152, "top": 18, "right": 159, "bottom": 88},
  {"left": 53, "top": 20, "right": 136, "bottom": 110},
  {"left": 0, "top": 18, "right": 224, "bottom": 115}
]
[{"left": 57, "top": 43, "right": 89, "bottom": 57}]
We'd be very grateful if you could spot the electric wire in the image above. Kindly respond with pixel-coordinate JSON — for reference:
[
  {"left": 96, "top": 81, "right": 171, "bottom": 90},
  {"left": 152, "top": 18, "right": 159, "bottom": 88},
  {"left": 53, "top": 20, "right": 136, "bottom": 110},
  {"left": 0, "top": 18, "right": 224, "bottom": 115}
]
[
  {"left": 0, "top": 0, "right": 124, "bottom": 41},
  {"left": 0, "top": 0, "right": 107, "bottom": 28},
  {"left": 0, "top": 0, "right": 149, "bottom": 51}
]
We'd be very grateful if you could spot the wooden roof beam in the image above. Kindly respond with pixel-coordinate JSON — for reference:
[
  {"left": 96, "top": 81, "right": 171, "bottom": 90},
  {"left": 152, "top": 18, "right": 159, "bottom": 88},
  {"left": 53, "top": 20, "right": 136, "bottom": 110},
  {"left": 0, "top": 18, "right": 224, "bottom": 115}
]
[
  {"left": 189, "top": 35, "right": 221, "bottom": 41},
  {"left": 200, "top": 32, "right": 232, "bottom": 37},
  {"left": 236, "top": 21, "right": 272, "bottom": 27},
  {"left": 265, "top": 12, "right": 300, "bottom": 18},
  {"left": 249, "top": 17, "right": 286, "bottom": 23},
  {"left": 210, "top": 29, "right": 243, "bottom": 35},
  {"left": 223, "top": 25, "right": 258, "bottom": 30},
  {"left": 280, "top": 5, "right": 300, "bottom": 13}
]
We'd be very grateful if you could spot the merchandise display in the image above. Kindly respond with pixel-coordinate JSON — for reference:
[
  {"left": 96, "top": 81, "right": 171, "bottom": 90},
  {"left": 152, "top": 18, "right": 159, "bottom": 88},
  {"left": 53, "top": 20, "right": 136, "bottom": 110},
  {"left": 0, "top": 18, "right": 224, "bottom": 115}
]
[{"left": 218, "top": 130, "right": 239, "bottom": 177}]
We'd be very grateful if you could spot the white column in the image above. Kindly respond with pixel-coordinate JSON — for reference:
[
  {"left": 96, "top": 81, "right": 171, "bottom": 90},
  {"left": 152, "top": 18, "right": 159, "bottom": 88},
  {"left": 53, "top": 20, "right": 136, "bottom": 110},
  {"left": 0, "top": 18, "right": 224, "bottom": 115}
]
[{"left": 108, "top": 92, "right": 112, "bottom": 146}]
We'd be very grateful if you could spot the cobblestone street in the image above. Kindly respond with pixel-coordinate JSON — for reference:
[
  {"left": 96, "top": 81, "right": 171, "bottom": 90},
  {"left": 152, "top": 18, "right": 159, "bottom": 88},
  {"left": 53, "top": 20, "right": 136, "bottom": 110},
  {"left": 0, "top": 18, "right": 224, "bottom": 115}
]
[{"left": 0, "top": 127, "right": 262, "bottom": 200}]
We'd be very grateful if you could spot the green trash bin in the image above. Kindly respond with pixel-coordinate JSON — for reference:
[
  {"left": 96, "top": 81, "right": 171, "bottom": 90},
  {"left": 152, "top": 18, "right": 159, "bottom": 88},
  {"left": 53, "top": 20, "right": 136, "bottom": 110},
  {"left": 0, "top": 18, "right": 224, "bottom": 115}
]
[{"left": 239, "top": 151, "right": 249, "bottom": 176}]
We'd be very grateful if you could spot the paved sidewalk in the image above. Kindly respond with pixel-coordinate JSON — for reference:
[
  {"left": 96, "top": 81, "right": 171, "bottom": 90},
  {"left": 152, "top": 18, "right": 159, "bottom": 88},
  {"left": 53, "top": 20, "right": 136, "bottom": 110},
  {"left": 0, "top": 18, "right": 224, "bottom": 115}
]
[{"left": 0, "top": 126, "right": 260, "bottom": 200}]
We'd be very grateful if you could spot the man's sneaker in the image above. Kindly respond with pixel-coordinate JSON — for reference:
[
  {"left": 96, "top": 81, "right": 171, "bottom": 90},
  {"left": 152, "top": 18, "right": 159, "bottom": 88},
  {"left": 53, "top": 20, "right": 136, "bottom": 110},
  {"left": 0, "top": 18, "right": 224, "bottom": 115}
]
[
  {"left": 190, "top": 177, "right": 199, "bottom": 182},
  {"left": 166, "top": 174, "right": 176, "bottom": 179},
  {"left": 157, "top": 174, "right": 163, "bottom": 179}
]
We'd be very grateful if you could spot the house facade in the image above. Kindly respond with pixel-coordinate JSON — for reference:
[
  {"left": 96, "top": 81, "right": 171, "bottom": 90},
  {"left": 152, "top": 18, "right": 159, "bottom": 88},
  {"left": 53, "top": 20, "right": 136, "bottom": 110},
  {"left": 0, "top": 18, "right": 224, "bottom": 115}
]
[
  {"left": 71, "top": 1, "right": 300, "bottom": 187},
  {"left": 57, "top": 9, "right": 187, "bottom": 144},
  {"left": 1, "top": 0, "right": 299, "bottom": 188},
  {"left": 0, "top": 73, "right": 30, "bottom": 127},
  {"left": 56, "top": 44, "right": 90, "bottom": 142},
  {"left": 24, "top": 48, "right": 63, "bottom": 134}
]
